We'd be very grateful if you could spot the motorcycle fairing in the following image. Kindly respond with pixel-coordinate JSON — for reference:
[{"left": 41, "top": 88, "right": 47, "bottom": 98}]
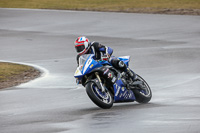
[
  {"left": 113, "top": 75, "right": 135, "bottom": 102},
  {"left": 74, "top": 55, "right": 130, "bottom": 78},
  {"left": 74, "top": 54, "right": 102, "bottom": 79}
]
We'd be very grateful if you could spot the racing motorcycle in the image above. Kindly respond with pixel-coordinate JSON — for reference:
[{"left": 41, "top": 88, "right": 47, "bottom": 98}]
[{"left": 74, "top": 54, "right": 152, "bottom": 109}]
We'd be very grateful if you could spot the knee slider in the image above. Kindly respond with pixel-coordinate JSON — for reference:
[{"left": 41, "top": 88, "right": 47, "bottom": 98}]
[{"left": 118, "top": 61, "right": 125, "bottom": 68}]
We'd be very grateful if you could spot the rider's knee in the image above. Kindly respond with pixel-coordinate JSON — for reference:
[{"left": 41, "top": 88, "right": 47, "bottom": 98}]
[
  {"left": 118, "top": 60, "right": 125, "bottom": 68},
  {"left": 110, "top": 58, "right": 126, "bottom": 70}
]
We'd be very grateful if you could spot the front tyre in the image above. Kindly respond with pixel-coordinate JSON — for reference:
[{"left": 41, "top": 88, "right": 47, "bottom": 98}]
[
  {"left": 132, "top": 75, "right": 152, "bottom": 103},
  {"left": 85, "top": 82, "right": 113, "bottom": 109}
]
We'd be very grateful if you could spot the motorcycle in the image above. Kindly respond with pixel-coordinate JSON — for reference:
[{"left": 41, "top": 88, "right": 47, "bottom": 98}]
[{"left": 74, "top": 54, "right": 152, "bottom": 109}]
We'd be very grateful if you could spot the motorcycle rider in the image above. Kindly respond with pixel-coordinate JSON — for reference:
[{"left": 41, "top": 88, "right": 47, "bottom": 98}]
[{"left": 74, "top": 36, "right": 136, "bottom": 80}]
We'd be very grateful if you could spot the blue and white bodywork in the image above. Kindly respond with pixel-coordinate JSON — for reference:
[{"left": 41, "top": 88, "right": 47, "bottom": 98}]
[{"left": 74, "top": 54, "right": 135, "bottom": 104}]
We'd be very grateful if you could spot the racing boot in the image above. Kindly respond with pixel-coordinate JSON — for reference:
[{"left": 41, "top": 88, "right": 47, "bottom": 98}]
[
  {"left": 118, "top": 60, "right": 137, "bottom": 81},
  {"left": 126, "top": 68, "right": 137, "bottom": 81},
  {"left": 110, "top": 58, "right": 137, "bottom": 80}
]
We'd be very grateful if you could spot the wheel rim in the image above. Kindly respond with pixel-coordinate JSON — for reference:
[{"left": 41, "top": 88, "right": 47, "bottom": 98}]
[{"left": 92, "top": 83, "right": 112, "bottom": 104}]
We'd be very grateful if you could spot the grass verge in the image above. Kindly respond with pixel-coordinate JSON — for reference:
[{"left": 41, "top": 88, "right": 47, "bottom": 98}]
[
  {"left": 0, "top": 62, "right": 40, "bottom": 89},
  {"left": 0, "top": 0, "right": 200, "bottom": 15}
]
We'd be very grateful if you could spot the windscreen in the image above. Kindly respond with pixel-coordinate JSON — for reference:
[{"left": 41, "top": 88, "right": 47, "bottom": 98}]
[{"left": 78, "top": 54, "right": 91, "bottom": 67}]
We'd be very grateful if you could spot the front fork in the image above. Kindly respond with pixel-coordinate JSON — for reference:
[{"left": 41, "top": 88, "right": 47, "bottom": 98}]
[{"left": 95, "top": 72, "right": 106, "bottom": 92}]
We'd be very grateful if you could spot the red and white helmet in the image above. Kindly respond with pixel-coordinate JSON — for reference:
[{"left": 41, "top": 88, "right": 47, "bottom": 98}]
[{"left": 74, "top": 36, "right": 90, "bottom": 55}]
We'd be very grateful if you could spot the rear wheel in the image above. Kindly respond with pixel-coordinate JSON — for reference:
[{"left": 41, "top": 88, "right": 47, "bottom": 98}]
[
  {"left": 85, "top": 81, "right": 113, "bottom": 109},
  {"left": 132, "top": 74, "right": 152, "bottom": 103}
]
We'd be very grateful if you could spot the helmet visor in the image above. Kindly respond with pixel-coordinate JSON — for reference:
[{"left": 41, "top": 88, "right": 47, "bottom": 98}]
[{"left": 75, "top": 45, "right": 85, "bottom": 53}]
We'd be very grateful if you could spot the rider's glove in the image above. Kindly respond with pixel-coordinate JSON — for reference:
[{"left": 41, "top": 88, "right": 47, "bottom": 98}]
[{"left": 101, "top": 54, "right": 109, "bottom": 61}]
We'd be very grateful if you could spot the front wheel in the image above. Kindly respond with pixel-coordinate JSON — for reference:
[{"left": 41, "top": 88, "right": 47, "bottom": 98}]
[
  {"left": 132, "top": 74, "right": 152, "bottom": 103},
  {"left": 85, "top": 81, "right": 113, "bottom": 109}
]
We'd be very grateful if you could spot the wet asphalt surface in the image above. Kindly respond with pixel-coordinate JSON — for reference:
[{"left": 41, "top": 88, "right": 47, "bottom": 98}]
[{"left": 0, "top": 8, "right": 200, "bottom": 133}]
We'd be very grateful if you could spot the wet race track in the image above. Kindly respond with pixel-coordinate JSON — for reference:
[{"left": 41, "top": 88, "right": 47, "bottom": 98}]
[{"left": 0, "top": 8, "right": 200, "bottom": 133}]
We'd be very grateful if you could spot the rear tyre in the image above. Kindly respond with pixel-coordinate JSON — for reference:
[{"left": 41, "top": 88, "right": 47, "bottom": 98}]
[
  {"left": 132, "top": 74, "right": 152, "bottom": 103},
  {"left": 85, "top": 82, "right": 113, "bottom": 109}
]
